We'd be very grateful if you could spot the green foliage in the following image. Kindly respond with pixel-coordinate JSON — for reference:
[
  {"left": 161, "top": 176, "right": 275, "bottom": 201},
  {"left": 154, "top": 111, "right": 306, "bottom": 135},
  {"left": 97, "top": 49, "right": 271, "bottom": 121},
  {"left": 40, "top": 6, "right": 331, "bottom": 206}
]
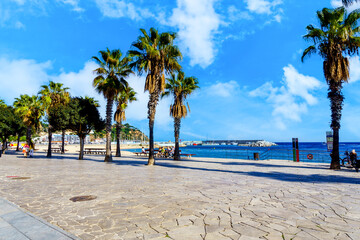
[
  {"left": 92, "top": 48, "right": 133, "bottom": 100},
  {"left": 114, "top": 86, "right": 137, "bottom": 123},
  {"left": 129, "top": 28, "right": 182, "bottom": 94},
  {"left": 0, "top": 105, "right": 24, "bottom": 142},
  {"left": 13, "top": 94, "right": 44, "bottom": 131},
  {"left": 163, "top": 71, "right": 199, "bottom": 119},
  {"left": 39, "top": 81, "right": 70, "bottom": 111},
  {"left": 111, "top": 123, "right": 148, "bottom": 141},
  {"left": 49, "top": 103, "right": 71, "bottom": 132},
  {"left": 67, "top": 97, "right": 105, "bottom": 138}
]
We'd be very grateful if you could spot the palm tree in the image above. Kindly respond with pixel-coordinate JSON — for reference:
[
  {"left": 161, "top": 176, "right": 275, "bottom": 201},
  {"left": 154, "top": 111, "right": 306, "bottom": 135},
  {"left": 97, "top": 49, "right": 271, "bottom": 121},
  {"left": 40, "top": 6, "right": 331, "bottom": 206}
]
[
  {"left": 92, "top": 48, "right": 132, "bottom": 162},
  {"left": 114, "top": 85, "right": 137, "bottom": 157},
  {"left": 129, "top": 28, "right": 182, "bottom": 165},
  {"left": 162, "top": 71, "right": 199, "bottom": 160},
  {"left": 13, "top": 95, "right": 44, "bottom": 148},
  {"left": 302, "top": 7, "right": 360, "bottom": 169},
  {"left": 39, "top": 81, "right": 70, "bottom": 157}
]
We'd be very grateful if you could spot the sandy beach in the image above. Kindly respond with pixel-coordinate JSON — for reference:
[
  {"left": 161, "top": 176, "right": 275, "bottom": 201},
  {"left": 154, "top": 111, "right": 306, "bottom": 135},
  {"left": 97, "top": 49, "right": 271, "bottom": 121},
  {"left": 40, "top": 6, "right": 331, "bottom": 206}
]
[
  {"left": 34, "top": 144, "right": 143, "bottom": 154},
  {"left": 0, "top": 151, "right": 360, "bottom": 239}
]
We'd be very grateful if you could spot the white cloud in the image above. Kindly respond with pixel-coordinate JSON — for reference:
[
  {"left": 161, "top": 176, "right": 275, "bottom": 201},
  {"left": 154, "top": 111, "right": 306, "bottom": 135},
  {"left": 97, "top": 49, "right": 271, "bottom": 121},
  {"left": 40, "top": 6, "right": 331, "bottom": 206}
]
[
  {"left": 245, "top": 0, "right": 282, "bottom": 15},
  {"left": 94, "top": 0, "right": 151, "bottom": 20},
  {"left": 228, "top": 5, "right": 253, "bottom": 21},
  {"left": 206, "top": 80, "right": 240, "bottom": 98},
  {"left": 331, "top": 0, "right": 360, "bottom": 11},
  {"left": 349, "top": 56, "right": 360, "bottom": 83},
  {"left": 169, "top": 0, "right": 221, "bottom": 68},
  {"left": 330, "top": 0, "right": 360, "bottom": 12},
  {"left": 0, "top": 56, "right": 173, "bottom": 127},
  {"left": 57, "top": 0, "right": 84, "bottom": 12},
  {"left": 14, "top": 21, "right": 25, "bottom": 29},
  {"left": 0, "top": 57, "right": 51, "bottom": 104},
  {"left": 249, "top": 64, "right": 321, "bottom": 129},
  {"left": 10, "top": 0, "right": 26, "bottom": 5}
]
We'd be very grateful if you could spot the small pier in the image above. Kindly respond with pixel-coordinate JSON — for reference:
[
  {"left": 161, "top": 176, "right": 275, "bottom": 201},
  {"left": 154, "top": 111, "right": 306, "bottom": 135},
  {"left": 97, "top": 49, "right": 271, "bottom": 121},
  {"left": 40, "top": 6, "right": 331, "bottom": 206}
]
[{"left": 202, "top": 140, "right": 263, "bottom": 145}]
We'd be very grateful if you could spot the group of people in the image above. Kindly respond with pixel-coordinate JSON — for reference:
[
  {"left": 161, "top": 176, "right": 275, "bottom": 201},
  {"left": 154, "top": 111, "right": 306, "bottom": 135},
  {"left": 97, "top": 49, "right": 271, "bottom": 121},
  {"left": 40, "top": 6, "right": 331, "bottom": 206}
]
[
  {"left": 22, "top": 144, "right": 34, "bottom": 158},
  {"left": 157, "top": 146, "right": 175, "bottom": 158},
  {"left": 141, "top": 146, "right": 176, "bottom": 158},
  {"left": 343, "top": 149, "right": 360, "bottom": 172}
]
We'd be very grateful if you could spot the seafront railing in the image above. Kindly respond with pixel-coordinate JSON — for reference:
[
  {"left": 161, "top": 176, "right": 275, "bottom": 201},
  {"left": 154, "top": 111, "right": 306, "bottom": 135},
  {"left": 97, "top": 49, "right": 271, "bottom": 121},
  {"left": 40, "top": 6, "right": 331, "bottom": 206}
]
[{"left": 219, "top": 148, "right": 338, "bottom": 163}]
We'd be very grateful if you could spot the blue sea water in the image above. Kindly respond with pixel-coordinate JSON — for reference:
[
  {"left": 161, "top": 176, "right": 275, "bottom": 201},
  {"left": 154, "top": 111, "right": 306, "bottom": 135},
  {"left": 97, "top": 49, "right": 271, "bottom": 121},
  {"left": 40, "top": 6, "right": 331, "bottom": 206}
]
[{"left": 127, "top": 142, "right": 360, "bottom": 163}]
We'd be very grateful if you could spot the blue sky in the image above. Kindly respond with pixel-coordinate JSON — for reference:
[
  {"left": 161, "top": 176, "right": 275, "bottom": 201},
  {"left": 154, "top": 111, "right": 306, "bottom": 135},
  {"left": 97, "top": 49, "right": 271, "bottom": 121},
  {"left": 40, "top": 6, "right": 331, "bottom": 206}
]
[{"left": 1, "top": 0, "right": 360, "bottom": 142}]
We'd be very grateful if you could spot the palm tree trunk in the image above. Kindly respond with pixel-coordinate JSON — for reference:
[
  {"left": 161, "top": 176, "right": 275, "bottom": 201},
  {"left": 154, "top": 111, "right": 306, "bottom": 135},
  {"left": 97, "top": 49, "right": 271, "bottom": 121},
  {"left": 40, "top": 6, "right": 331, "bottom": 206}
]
[
  {"left": 116, "top": 121, "right": 121, "bottom": 157},
  {"left": 61, "top": 129, "right": 65, "bottom": 154},
  {"left": 79, "top": 135, "right": 84, "bottom": 160},
  {"left": 16, "top": 134, "right": 20, "bottom": 151},
  {"left": 147, "top": 92, "right": 159, "bottom": 165},
  {"left": 328, "top": 81, "right": 343, "bottom": 170},
  {"left": 104, "top": 98, "right": 113, "bottom": 162},
  {"left": 174, "top": 117, "right": 181, "bottom": 160},
  {"left": 47, "top": 125, "right": 52, "bottom": 158}
]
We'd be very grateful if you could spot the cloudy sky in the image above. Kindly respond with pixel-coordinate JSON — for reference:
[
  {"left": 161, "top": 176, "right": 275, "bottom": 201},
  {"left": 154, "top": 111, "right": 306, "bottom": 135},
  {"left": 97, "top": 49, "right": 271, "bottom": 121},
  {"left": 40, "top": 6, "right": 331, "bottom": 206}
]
[{"left": 1, "top": 0, "right": 360, "bottom": 142}]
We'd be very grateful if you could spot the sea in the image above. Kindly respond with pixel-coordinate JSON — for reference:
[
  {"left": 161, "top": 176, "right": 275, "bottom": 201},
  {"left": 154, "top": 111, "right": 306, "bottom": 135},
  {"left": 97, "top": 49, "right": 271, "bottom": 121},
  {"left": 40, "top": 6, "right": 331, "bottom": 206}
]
[{"left": 126, "top": 142, "right": 360, "bottom": 163}]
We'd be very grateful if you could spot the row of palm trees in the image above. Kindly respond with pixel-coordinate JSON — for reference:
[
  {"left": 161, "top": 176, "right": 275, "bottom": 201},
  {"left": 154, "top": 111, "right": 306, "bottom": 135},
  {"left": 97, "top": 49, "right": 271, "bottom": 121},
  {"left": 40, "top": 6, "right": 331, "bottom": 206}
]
[
  {"left": 7, "top": 28, "right": 199, "bottom": 165},
  {"left": 9, "top": 80, "right": 136, "bottom": 159},
  {"left": 92, "top": 28, "right": 199, "bottom": 165}
]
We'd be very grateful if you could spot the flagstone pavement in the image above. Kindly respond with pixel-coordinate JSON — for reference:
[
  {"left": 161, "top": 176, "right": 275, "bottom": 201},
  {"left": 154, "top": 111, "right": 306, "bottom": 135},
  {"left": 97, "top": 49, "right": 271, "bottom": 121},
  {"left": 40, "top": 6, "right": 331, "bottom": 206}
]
[{"left": 0, "top": 150, "right": 360, "bottom": 240}]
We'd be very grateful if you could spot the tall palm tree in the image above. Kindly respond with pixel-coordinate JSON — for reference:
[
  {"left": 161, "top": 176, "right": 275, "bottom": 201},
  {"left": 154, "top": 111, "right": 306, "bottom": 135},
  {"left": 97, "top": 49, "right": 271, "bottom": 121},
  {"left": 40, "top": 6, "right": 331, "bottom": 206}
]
[
  {"left": 39, "top": 81, "right": 70, "bottom": 157},
  {"left": 302, "top": 7, "right": 360, "bottom": 169},
  {"left": 114, "top": 85, "right": 137, "bottom": 157},
  {"left": 162, "top": 71, "right": 199, "bottom": 160},
  {"left": 13, "top": 95, "right": 44, "bottom": 148},
  {"left": 92, "top": 48, "right": 132, "bottom": 162},
  {"left": 129, "top": 28, "right": 182, "bottom": 165}
]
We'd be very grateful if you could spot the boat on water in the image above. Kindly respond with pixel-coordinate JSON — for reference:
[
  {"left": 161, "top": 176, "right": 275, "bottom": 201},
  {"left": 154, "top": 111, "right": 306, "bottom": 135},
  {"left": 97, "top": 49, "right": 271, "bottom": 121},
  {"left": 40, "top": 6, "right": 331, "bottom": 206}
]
[{"left": 202, "top": 143, "right": 220, "bottom": 146}]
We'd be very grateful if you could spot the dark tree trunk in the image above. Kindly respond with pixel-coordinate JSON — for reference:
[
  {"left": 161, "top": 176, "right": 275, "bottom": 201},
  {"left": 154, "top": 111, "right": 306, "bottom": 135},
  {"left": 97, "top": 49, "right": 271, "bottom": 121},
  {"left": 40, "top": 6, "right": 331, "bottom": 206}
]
[
  {"left": 174, "top": 117, "right": 181, "bottom": 160},
  {"left": 104, "top": 98, "right": 113, "bottom": 162},
  {"left": 328, "top": 81, "right": 343, "bottom": 170},
  {"left": 2, "top": 140, "right": 6, "bottom": 152},
  {"left": 147, "top": 91, "right": 159, "bottom": 165},
  {"left": 26, "top": 126, "right": 32, "bottom": 146},
  {"left": 116, "top": 121, "right": 121, "bottom": 157},
  {"left": 61, "top": 130, "right": 65, "bottom": 154},
  {"left": 47, "top": 125, "right": 52, "bottom": 158},
  {"left": 16, "top": 134, "right": 20, "bottom": 151},
  {"left": 79, "top": 135, "right": 84, "bottom": 160}
]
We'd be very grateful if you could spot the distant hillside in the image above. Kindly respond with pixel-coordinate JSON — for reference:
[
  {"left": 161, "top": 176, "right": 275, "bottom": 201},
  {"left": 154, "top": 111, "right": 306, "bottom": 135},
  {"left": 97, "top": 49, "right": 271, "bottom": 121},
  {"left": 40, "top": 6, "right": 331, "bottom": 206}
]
[{"left": 92, "top": 123, "right": 148, "bottom": 141}]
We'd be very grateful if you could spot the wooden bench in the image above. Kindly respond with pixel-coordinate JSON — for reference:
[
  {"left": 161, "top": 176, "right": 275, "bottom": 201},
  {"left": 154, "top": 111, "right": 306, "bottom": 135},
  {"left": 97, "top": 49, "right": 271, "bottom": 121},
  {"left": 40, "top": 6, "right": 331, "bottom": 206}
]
[
  {"left": 83, "top": 148, "right": 114, "bottom": 155},
  {"left": 133, "top": 152, "right": 148, "bottom": 156},
  {"left": 44, "top": 148, "right": 63, "bottom": 153}
]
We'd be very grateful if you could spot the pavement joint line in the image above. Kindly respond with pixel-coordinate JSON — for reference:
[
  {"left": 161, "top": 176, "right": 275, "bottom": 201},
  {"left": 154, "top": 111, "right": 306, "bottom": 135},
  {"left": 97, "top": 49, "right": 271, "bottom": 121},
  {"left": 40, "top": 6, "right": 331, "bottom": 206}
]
[
  {"left": 0, "top": 215, "right": 31, "bottom": 240},
  {"left": 0, "top": 198, "right": 80, "bottom": 240}
]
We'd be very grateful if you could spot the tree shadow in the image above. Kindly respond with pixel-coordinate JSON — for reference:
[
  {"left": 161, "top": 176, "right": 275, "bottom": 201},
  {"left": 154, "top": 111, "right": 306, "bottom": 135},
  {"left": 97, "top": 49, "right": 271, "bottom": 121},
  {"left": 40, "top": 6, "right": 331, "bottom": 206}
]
[
  {"left": 154, "top": 161, "right": 360, "bottom": 184},
  {"left": 9, "top": 151, "right": 360, "bottom": 184},
  {"left": 178, "top": 158, "right": 330, "bottom": 171}
]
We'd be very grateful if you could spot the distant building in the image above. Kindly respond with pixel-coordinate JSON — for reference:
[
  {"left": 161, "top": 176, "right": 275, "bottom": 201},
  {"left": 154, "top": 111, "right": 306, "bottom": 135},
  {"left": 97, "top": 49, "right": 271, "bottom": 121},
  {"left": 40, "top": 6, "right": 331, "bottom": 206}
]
[{"left": 35, "top": 134, "right": 90, "bottom": 144}]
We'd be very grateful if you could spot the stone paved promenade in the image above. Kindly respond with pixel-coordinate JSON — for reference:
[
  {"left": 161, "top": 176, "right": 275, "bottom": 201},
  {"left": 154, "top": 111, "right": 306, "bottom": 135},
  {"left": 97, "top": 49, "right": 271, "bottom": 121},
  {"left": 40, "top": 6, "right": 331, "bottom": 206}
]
[{"left": 0, "top": 150, "right": 360, "bottom": 240}]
